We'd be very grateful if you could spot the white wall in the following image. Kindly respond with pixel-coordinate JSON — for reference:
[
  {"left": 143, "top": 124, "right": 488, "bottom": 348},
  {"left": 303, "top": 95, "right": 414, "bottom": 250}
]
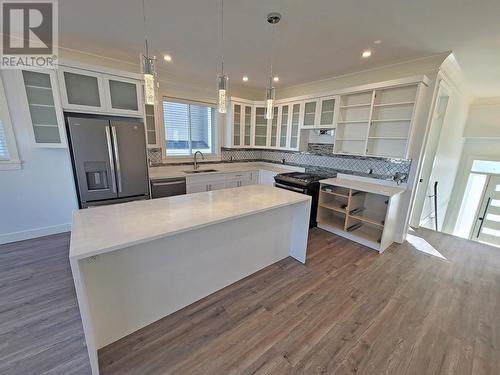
[
  {"left": 463, "top": 98, "right": 500, "bottom": 138},
  {"left": 0, "top": 71, "right": 78, "bottom": 244}
]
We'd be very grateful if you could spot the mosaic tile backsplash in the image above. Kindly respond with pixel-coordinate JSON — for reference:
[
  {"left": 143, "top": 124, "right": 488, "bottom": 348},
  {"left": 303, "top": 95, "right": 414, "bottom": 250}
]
[
  {"left": 147, "top": 147, "right": 411, "bottom": 183},
  {"left": 221, "top": 148, "right": 411, "bottom": 182}
]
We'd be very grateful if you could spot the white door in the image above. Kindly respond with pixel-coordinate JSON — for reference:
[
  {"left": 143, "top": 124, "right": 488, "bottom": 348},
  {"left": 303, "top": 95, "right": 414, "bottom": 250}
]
[{"left": 472, "top": 175, "right": 500, "bottom": 248}]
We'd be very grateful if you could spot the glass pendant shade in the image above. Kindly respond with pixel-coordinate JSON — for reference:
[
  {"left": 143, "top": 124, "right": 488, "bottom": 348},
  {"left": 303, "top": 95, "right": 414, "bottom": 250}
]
[
  {"left": 217, "top": 74, "right": 228, "bottom": 114},
  {"left": 142, "top": 55, "right": 156, "bottom": 105},
  {"left": 265, "top": 86, "right": 275, "bottom": 120}
]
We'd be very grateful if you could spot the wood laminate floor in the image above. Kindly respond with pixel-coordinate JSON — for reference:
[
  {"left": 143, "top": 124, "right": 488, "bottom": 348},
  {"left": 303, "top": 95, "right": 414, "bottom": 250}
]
[{"left": 1, "top": 228, "right": 500, "bottom": 374}]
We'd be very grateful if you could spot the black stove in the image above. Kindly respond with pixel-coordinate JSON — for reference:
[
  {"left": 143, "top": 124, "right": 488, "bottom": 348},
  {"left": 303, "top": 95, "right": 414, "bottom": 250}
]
[
  {"left": 274, "top": 171, "right": 336, "bottom": 227},
  {"left": 273, "top": 172, "right": 324, "bottom": 187}
]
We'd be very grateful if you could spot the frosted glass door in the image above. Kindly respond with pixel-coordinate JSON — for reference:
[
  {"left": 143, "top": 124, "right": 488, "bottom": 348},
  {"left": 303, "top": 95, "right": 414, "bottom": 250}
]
[
  {"left": 303, "top": 101, "right": 317, "bottom": 126},
  {"left": 290, "top": 103, "right": 300, "bottom": 149},
  {"left": 145, "top": 104, "right": 157, "bottom": 145},
  {"left": 62, "top": 71, "right": 102, "bottom": 108},
  {"left": 22, "top": 70, "right": 64, "bottom": 146},
  {"left": 254, "top": 107, "right": 268, "bottom": 147},
  {"left": 233, "top": 104, "right": 241, "bottom": 146},
  {"left": 280, "top": 105, "right": 289, "bottom": 148},
  {"left": 243, "top": 106, "right": 252, "bottom": 146},
  {"left": 319, "top": 97, "right": 336, "bottom": 127},
  {"left": 108, "top": 79, "right": 139, "bottom": 111},
  {"left": 270, "top": 107, "right": 278, "bottom": 147}
]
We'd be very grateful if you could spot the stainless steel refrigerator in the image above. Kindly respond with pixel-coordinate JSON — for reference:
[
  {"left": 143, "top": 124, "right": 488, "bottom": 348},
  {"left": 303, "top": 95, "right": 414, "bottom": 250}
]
[{"left": 67, "top": 114, "right": 150, "bottom": 208}]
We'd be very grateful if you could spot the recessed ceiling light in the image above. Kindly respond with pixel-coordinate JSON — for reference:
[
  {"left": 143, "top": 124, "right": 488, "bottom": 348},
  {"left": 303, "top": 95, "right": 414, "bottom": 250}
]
[
  {"left": 273, "top": 76, "right": 279, "bottom": 82},
  {"left": 163, "top": 54, "right": 172, "bottom": 62},
  {"left": 374, "top": 40, "right": 382, "bottom": 44},
  {"left": 242, "top": 76, "right": 249, "bottom": 82},
  {"left": 362, "top": 50, "right": 372, "bottom": 58}
]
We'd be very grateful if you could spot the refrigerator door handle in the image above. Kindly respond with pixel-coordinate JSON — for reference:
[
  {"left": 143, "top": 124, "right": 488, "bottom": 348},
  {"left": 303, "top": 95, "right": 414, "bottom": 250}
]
[
  {"left": 111, "top": 126, "right": 123, "bottom": 193},
  {"left": 105, "top": 126, "right": 117, "bottom": 193}
]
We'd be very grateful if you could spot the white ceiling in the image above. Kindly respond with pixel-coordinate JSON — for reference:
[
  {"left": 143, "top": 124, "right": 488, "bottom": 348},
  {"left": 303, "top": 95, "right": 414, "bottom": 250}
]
[{"left": 59, "top": 0, "right": 500, "bottom": 97}]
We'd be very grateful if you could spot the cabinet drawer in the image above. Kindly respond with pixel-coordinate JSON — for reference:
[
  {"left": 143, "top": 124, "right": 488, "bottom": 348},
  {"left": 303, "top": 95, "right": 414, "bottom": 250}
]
[{"left": 226, "top": 171, "right": 254, "bottom": 182}]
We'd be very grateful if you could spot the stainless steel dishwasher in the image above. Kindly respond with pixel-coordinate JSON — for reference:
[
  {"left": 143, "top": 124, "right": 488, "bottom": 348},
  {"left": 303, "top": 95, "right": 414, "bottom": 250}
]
[{"left": 150, "top": 177, "right": 186, "bottom": 199}]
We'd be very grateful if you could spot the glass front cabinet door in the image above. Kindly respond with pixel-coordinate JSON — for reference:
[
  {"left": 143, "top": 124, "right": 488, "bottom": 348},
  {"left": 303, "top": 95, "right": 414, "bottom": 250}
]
[
  {"left": 289, "top": 103, "right": 301, "bottom": 150},
  {"left": 254, "top": 107, "right": 268, "bottom": 147},
  {"left": 103, "top": 74, "right": 143, "bottom": 116},
  {"left": 318, "top": 96, "right": 338, "bottom": 128},
  {"left": 302, "top": 100, "right": 318, "bottom": 127},
  {"left": 279, "top": 105, "right": 290, "bottom": 148},
  {"left": 58, "top": 67, "right": 106, "bottom": 112},
  {"left": 21, "top": 69, "right": 67, "bottom": 148},
  {"left": 243, "top": 105, "right": 252, "bottom": 146},
  {"left": 232, "top": 103, "right": 242, "bottom": 146}
]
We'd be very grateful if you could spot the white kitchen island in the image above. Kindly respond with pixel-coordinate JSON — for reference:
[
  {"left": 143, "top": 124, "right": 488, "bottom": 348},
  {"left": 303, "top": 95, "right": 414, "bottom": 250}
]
[{"left": 69, "top": 185, "right": 311, "bottom": 375}]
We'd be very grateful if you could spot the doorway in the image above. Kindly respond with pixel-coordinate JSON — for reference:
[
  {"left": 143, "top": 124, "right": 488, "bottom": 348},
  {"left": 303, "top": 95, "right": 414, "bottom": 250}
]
[{"left": 454, "top": 160, "right": 500, "bottom": 248}]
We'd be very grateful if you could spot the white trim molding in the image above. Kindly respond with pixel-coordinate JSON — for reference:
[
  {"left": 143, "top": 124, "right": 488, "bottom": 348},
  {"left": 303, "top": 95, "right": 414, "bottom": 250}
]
[{"left": 0, "top": 223, "right": 71, "bottom": 245}]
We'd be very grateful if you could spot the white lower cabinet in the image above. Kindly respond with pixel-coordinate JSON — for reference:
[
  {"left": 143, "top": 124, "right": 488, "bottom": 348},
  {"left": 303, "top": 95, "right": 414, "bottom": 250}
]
[
  {"left": 259, "top": 169, "right": 278, "bottom": 186},
  {"left": 186, "top": 171, "right": 258, "bottom": 193}
]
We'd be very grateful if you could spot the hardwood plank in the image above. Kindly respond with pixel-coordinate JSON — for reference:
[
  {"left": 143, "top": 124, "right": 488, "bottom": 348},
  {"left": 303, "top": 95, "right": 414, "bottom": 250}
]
[{"left": 2, "top": 227, "right": 500, "bottom": 375}]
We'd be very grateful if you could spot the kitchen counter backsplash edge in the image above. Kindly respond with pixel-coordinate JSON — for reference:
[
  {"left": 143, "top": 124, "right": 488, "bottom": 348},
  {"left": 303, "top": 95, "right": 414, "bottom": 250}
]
[{"left": 147, "top": 147, "right": 411, "bottom": 183}]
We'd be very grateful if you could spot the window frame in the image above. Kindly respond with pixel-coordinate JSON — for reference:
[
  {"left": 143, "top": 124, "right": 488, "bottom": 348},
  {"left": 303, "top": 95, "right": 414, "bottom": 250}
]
[
  {"left": 161, "top": 96, "right": 221, "bottom": 161},
  {"left": 0, "top": 73, "right": 21, "bottom": 170}
]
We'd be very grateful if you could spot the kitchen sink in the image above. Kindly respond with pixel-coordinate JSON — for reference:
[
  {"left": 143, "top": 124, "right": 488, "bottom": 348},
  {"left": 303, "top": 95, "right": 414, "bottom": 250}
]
[{"left": 183, "top": 169, "right": 219, "bottom": 174}]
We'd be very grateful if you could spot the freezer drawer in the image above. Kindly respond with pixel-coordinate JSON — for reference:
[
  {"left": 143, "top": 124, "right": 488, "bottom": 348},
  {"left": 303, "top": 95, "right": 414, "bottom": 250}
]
[{"left": 151, "top": 178, "right": 186, "bottom": 199}]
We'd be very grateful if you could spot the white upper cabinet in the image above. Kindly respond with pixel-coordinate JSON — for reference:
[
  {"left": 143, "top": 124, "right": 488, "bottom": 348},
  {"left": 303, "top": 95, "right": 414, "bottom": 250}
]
[
  {"left": 232, "top": 103, "right": 242, "bottom": 147},
  {"left": 58, "top": 66, "right": 143, "bottom": 117},
  {"left": 103, "top": 74, "right": 143, "bottom": 116},
  {"left": 243, "top": 105, "right": 252, "bottom": 147},
  {"left": 289, "top": 102, "right": 302, "bottom": 150},
  {"left": 318, "top": 96, "right": 338, "bottom": 128},
  {"left": 254, "top": 106, "right": 268, "bottom": 147},
  {"left": 21, "top": 69, "right": 67, "bottom": 148},
  {"left": 301, "top": 99, "right": 318, "bottom": 127},
  {"left": 58, "top": 67, "right": 106, "bottom": 112},
  {"left": 335, "top": 84, "right": 419, "bottom": 158},
  {"left": 269, "top": 107, "right": 279, "bottom": 148},
  {"left": 279, "top": 104, "right": 290, "bottom": 149},
  {"left": 227, "top": 75, "right": 425, "bottom": 156},
  {"left": 145, "top": 104, "right": 159, "bottom": 147}
]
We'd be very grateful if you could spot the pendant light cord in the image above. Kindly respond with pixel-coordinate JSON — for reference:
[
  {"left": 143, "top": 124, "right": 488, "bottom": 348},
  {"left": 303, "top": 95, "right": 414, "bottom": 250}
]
[
  {"left": 142, "top": 0, "right": 149, "bottom": 57},
  {"left": 221, "top": 0, "right": 224, "bottom": 75},
  {"left": 269, "top": 23, "right": 276, "bottom": 86}
]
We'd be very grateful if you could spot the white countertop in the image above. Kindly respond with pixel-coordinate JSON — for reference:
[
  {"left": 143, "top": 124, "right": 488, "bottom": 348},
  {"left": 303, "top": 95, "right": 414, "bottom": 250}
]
[
  {"left": 319, "top": 174, "right": 406, "bottom": 197},
  {"left": 69, "top": 185, "right": 311, "bottom": 260},
  {"left": 148, "top": 162, "right": 304, "bottom": 180}
]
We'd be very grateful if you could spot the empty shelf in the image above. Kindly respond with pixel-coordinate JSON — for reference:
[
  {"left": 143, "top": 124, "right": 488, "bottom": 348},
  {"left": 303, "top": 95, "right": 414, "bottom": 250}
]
[{"left": 320, "top": 201, "right": 347, "bottom": 213}]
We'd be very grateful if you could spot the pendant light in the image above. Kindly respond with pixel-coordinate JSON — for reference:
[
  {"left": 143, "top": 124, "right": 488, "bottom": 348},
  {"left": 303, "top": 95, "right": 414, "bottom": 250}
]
[
  {"left": 265, "top": 12, "right": 281, "bottom": 120},
  {"left": 141, "top": 0, "right": 157, "bottom": 105},
  {"left": 217, "top": 0, "right": 228, "bottom": 113}
]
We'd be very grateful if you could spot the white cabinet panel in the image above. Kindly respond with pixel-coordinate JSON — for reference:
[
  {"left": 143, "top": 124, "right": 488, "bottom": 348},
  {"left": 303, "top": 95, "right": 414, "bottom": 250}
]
[
  {"left": 58, "top": 67, "right": 106, "bottom": 112},
  {"left": 21, "top": 69, "right": 67, "bottom": 148},
  {"left": 58, "top": 66, "right": 143, "bottom": 117},
  {"left": 103, "top": 74, "right": 143, "bottom": 116}
]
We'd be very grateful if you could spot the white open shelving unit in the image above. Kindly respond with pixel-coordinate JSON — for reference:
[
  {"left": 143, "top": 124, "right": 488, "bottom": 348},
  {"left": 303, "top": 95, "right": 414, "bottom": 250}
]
[
  {"left": 334, "top": 84, "right": 419, "bottom": 158},
  {"left": 316, "top": 175, "right": 405, "bottom": 252}
]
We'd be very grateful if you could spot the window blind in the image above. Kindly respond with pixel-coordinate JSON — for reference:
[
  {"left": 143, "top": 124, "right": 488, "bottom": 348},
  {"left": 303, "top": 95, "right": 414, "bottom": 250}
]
[
  {"left": 163, "top": 99, "right": 214, "bottom": 156},
  {"left": 0, "top": 120, "right": 8, "bottom": 160}
]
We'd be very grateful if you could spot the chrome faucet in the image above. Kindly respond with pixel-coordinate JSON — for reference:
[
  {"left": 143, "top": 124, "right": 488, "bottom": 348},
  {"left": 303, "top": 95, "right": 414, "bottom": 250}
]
[{"left": 193, "top": 151, "right": 204, "bottom": 170}]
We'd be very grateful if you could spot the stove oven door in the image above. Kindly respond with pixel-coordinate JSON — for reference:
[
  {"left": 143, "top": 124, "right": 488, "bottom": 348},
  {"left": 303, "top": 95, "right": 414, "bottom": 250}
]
[{"left": 274, "top": 182, "right": 308, "bottom": 194}]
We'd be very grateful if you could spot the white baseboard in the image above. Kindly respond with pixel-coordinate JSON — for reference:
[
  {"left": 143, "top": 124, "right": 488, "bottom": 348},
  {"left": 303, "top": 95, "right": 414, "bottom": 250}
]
[{"left": 0, "top": 223, "right": 71, "bottom": 245}]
